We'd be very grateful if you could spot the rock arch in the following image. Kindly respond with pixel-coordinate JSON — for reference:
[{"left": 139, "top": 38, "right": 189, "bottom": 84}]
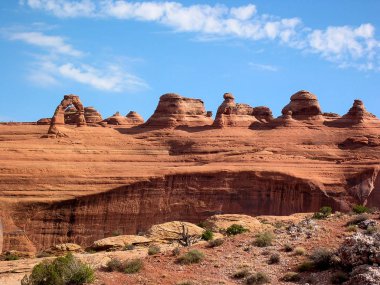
[{"left": 48, "top": 94, "right": 86, "bottom": 135}]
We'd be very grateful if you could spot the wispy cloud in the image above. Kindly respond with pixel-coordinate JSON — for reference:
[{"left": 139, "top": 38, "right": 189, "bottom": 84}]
[
  {"left": 249, "top": 62, "right": 279, "bottom": 72},
  {"left": 21, "top": 0, "right": 380, "bottom": 71},
  {"left": 3, "top": 26, "right": 148, "bottom": 92},
  {"left": 8, "top": 31, "right": 82, "bottom": 56}
]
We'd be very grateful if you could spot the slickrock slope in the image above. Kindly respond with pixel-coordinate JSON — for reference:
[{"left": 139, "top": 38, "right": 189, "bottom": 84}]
[
  {"left": 0, "top": 90, "right": 380, "bottom": 254},
  {"left": 143, "top": 93, "right": 213, "bottom": 128}
]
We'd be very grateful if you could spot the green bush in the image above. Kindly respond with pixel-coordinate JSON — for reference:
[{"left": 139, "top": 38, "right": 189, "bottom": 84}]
[
  {"left": 294, "top": 247, "right": 306, "bottom": 256},
  {"left": 331, "top": 271, "right": 349, "bottom": 284},
  {"left": 297, "top": 261, "right": 314, "bottom": 272},
  {"left": 105, "top": 258, "right": 123, "bottom": 272},
  {"left": 208, "top": 238, "right": 224, "bottom": 248},
  {"left": 310, "top": 248, "right": 333, "bottom": 270},
  {"left": 201, "top": 229, "right": 214, "bottom": 241},
  {"left": 21, "top": 253, "right": 94, "bottom": 285},
  {"left": 346, "top": 225, "right": 358, "bottom": 232},
  {"left": 4, "top": 252, "right": 19, "bottom": 261},
  {"left": 281, "top": 272, "right": 301, "bottom": 282},
  {"left": 284, "top": 243, "right": 293, "bottom": 252},
  {"left": 268, "top": 253, "right": 280, "bottom": 264},
  {"left": 232, "top": 267, "right": 251, "bottom": 279},
  {"left": 245, "top": 272, "right": 270, "bottom": 284},
  {"left": 346, "top": 213, "right": 369, "bottom": 226},
  {"left": 124, "top": 243, "right": 135, "bottom": 251},
  {"left": 313, "top": 206, "right": 332, "bottom": 219},
  {"left": 177, "top": 250, "right": 204, "bottom": 265},
  {"left": 172, "top": 247, "right": 181, "bottom": 256},
  {"left": 148, "top": 245, "right": 160, "bottom": 255},
  {"left": 226, "top": 224, "right": 248, "bottom": 236},
  {"left": 352, "top": 204, "right": 370, "bottom": 214},
  {"left": 124, "top": 259, "right": 143, "bottom": 274},
  {"left": 366, "top": 226, "right": 379, "bottom": 235},
  {"left": 253, "top": 232, "right": 274, "bottom": 247}
]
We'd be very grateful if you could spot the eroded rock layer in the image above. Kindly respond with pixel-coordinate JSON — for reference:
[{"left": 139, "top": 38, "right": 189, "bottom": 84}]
[
  {"left": 144, "top": 93, "right": 213, "bottom": 128},
  {"left": 282, "top": 90, "right": 323, "bottom": 120}
]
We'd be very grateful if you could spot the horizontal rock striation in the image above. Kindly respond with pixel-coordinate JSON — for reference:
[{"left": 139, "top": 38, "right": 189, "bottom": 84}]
[
  {"left": 281, "top": 90, "right": 323, "bottom": 120},
  {"left": 10, "top": 171, "right": 342, "bottom": 251}
]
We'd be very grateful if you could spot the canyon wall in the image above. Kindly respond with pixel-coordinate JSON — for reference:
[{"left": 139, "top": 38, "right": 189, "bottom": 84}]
[{"left": 9, "top": 171, "right": 343, "bottom": 251}]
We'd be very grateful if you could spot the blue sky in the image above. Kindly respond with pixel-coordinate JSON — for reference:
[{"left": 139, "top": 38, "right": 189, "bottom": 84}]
[{"left": 1, "top": 0, "right": 380, "bottom": 122}]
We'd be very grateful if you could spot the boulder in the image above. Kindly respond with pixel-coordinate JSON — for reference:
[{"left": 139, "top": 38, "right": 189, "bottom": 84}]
[
  {"left": 47, "top": 243, "right": 82, "bottom": 253},
  {"left": 91, "top": 235, "right": 151, "bottom": 250},
  {"left": 36, "top": 118, "right": 51, "bottom": 125},
  {"left": 345, "top": 265, "right": 380, "bottom": 285},
  {"left": 147, "top": 221, "right": 204, "bottom": 242},
  {"left": 281, "top": 90, "right": 323, "bottom": 120},
  {"left": 144, "top": 93, "right": 213, "bottom": 128},
  {"left": 213, "top": 93, "right": 259, "bottom": 127},
  {"left": 339, "top": 135, "right": 380, "bottom": 149},
  {"left": 204, "top": 214, "right": 274, "bottom": 233},
  {"left": 337, "top": 233, "right": 380, "bottom": 268}
]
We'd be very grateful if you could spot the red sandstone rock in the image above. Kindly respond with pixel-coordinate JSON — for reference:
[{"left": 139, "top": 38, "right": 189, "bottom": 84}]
[
  {"left": 143, "top": 93, "right": 213, "bottom": 128},
  {"left": 282, "top": 90, "right": 323, "bottom": 120},
  {"left": 36, "top": 118, "right": 51, "bottom": 125},
  {"left": 48, "top": 94, "right": 86, "bottom": 135},
  {"left": 103, "top": 111, "right": 144, "bottom": 126},
  {"left": 84, "top": 107, "right": 102, "bottom": 123},
  {"left": 213, "top": 93, "right": 258, "bottom": 127},
  {"left": 252, "top": 106, "right": 273, "bottom": 123}
]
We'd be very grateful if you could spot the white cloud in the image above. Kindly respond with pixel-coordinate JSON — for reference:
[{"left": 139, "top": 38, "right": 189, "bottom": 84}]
[
  {"left": 249, "top": 63, "right": 279, "bottom": 72},
  {"left": 8, "top": 31, "right": 82, "bottom": 56},
  {"left": 20, "top": 1, "right": 380, "bottom": 71}
]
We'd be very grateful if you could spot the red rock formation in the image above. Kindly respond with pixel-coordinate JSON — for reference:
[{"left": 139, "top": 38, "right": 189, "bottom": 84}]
[
  {"left": 282, "top": 90, "right": 323, "bottom": 120},
  {"left": 252, "top": 106, "right": 273, "bottom": 123},
  {"left": 103, "top": 111, "right": 144, "bottom": 126},
  {"left": 48, "top": 94, "right": 86, "bottom": 135},
  {"left": 36, "top": 118, "right": 51, "bottom": 125},
  {"left": 213, "top": 93, "right": 258, "bottom": 127},
  {"left": 143, "top": 93, "right": 213, "bottom": 128},
  {"left": 15, "top": 171, "right": 340, "bottom": 250},
  {"left": 84, "top": 107, "right": 102, "bottom": 123},
  {"left": 335, "top": 100, "right": 379, "bottom": 126}
]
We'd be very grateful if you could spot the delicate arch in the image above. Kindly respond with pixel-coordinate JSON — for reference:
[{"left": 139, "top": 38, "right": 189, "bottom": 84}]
[{"left": 48, "top": 94, "right": 86, "bottom": 135}]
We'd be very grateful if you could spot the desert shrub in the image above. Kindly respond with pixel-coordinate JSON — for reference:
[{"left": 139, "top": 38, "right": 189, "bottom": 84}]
[
  {"left": 208, "top": 238, "right": 224, "bottom": 248},
  {"left": 284, "top": 243, "right": 293, "bottom": 252},
  {"left": 245, "top": 272, "right": 270, "bottom": 285},
  {"left": 201, "top": 229, "right": 214, "bottom": 241},
  {"left": 346, "top": 225, "right": 358, "bottom": 232},
  {"left": 172, "top": 247, "right": 181, "bottom": 256},
  {"left": 294, "top": 247, "right": 306, "bottom": 256},
  {"left": 232, "top": 267, "right": 251, "bottom": 279},
  {"left": 197, "top": 221, "right": 206, "bottom": 229},
  {"left": 268, "top": 253, "right": 280, "bottom": 264},
  {"left": 310, "top": 248, "right": 333, "bottom": 270},
  {"left": 281, "top": 272, "right": 301, "bottom": 282},
  {"left": 21, "top": 253, "right": 94, "bottom": 285},
  {"left": 346, "top": 213, "right": 369, "bottom": 226},
  {"left": 253, "top": 232, "right": 274, "bottom": 247},
  {"left": 366, "top": 225, "right": 379, "bottom": 234},
  {"left": 297, "top": 261, "right": 314, "bottom": 272},
  {"left": 124, "top": 243, "right": 135, "bottom": 251},
  {"left": 313, "top": 206, "right": 332, "bottom": 219},
  {"left": 105, "top": 258, "right": 123, "bottom": 272},
  {"left": 124, "top": 259, "right": 143, "bottom": 274},
  {"left": 35, "top": 252, "right": 52, "bottom": 258},
  {"left": 331, "top": 271, "right": 349, "bottom": 284},
  {"left": 226, "top": 224, "right": 248, "bottom": 236},
  {"left": 352, "top": 204, "right": 370, "bottom": 214},
  {"left": 148, "top": 245, "right": 160, "bottom": 255},
  {"left": 4, "top": 252, "right": 20, "bottom": 261},
  {"left": 177, "top": 250, "right": 204, "bottom": 265}
]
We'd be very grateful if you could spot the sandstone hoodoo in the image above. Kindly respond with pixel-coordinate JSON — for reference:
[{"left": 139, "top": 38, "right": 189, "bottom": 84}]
[
  {"left": 281, "top": 90, "right": 323, "bottom": 120},
  {"left": 48, "top": 94, "right": 86, "bottom": 135},
  {"left": 143, "top": 93, "right": 213, "bottom": 128},
  {"left": 103, "top": 111, "right": 144, "bottom": 126},
  {"left": 213, "top": 93, "right": 259, "bottom": 127},
  {"left": 252, "top": 106, "right": 273, "bottom": 123}
]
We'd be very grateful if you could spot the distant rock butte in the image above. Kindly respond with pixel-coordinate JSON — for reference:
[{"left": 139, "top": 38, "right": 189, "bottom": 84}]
[
  {"left": 281, "top": 90, "right": 323, "bottom": 120},
  {"left": 103, "top": 111, "right": 144, "bottom": 126},
  {"left": 143, "top": 93, "right": 213, "bottom": 128}
]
